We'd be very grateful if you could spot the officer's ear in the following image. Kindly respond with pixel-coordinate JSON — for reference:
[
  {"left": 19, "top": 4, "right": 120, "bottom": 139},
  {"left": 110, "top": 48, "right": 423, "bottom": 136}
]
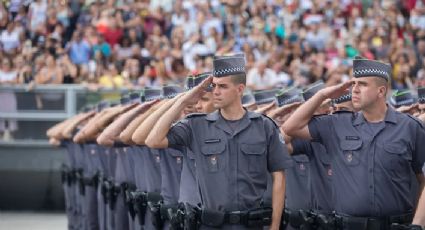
[
  {"left": 375, "top": 78, "right": 388, "bottom": 98},
  {"left": 237, "top": 83, "right": 246, "bottom": 96}
]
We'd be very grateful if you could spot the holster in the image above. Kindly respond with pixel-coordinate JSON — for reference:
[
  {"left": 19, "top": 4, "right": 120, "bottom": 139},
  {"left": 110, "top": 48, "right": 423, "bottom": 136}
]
[
  {"left": 184, "top": 203, "right": 201, "bottom": 230},
  {"left": 108, "top": 184, "right": 121, "bottom": 210},
  {"left": 284, "top": 209, "right": 315, "bottom": 229},
  {"left": 122, "top": 182, "right": 137, "bottom": 220},
  {"left": 131, "top": 191, "right": 148, "bottom": 226},
  {"left": 101, "top": 179, "right": 113, "bottom": 204},
  {"left": 147, "top": 192, "right": 164, "bottom": 230},
  {"left": 160, "top": 203, "right": 184, "bottom": 230},
  {"left": 75, "top": 169, "right": 85, "bottom": 195}
]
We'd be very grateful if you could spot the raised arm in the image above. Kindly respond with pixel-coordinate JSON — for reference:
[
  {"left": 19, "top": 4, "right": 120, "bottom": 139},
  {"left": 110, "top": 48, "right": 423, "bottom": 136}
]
[
  {"left": 132, "top": 94, "right": 183, "bottom": 145},
  {"left": 282, "top": 81, "right": 352, "bottom": 140},
  {"left": 62, "top": 111, "right": 96, "bottom": 139},
  {"left": 97, "top": 102, "right": 157, "bottom": 146},
  {"left": 119, "top": 103, "right": 163, "bottom": 144},
  {"left": 145, "top": 77, "right": 212, "bottom": 148}
]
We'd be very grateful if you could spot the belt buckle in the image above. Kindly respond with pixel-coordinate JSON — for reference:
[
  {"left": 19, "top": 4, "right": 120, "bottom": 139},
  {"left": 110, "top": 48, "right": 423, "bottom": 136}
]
[{"left": 228, "top": 211, "right": 241, "bottom": 224}]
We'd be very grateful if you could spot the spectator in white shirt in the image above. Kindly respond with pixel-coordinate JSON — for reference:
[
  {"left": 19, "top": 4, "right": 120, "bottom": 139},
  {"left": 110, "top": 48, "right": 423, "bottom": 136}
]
[
  {"left": 0, "top": 22, "right": 22, "bottom": 54},
  {"left": 247, "top": 59, "right": 279, "bottom": 91}
]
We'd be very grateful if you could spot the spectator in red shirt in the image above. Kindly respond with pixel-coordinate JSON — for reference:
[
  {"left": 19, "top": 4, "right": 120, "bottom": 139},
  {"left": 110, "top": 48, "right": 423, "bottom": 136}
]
[{"left": 102, "top": 18, "right": 123, "bottom": 47}]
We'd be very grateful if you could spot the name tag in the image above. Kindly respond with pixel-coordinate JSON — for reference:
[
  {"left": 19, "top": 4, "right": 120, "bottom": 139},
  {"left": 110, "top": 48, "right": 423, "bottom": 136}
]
[
  {"left": 204, "top": 139, "right": 220, "bottom": 144},
  {"left": 345, "top": 136, "right": 360, "bottom": 140}
]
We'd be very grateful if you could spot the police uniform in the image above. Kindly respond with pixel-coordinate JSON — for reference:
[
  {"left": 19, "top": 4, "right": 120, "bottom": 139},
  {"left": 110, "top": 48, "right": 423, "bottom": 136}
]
[
  {"left": 166, "top": 54, "right": 292, "bottom": 229},
  {"left": 178, "top": 75, "right": 203, "bottom": 212},
  {"left": 156, "top": 86, "right": 186, "bottom": 230},
  {"left": 131, "top": 89, "right": 164, "bottom": 230},
  {"left": 112, "top": 95, "right": 141, "bottom": 230},
  {"left": 275, "top": 87, "right": 313, "bottom": 230},
  {"left": 82, "top": 142, "right": 100, "bottom": 230},
  {"left": 62, "top": 139, "right": 79, "bottom": 230},
  {"left": 308, "top": 57, "right": 425, "bottom": 229}
]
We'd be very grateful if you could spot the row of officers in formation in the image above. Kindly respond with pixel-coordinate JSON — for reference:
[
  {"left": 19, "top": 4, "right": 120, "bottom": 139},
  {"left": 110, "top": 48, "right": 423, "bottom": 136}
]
[{"left": 47, "top": 54, "right": 425, "bottom": 230}]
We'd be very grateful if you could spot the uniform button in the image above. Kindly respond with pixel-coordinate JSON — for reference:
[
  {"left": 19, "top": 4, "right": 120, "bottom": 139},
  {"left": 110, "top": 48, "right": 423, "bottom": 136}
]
[
  {"left": 369, "top": 185, "right": 373, "bottom": 189},
  {"left": 369, "top": 169, "right": 372, "bottom": 173}
]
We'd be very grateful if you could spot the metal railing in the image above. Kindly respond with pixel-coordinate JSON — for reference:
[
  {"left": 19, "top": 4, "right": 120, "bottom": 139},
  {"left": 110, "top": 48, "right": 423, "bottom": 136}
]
[{"left": 0, "top": 84, "right": 133, "bottom": 145}]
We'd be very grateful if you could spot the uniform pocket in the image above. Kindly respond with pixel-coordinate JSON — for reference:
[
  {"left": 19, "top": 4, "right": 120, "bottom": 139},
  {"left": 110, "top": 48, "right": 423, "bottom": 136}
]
[
  {"left": 169, "top": 148, "right": 184, "bottom": 172},
  {"left": 292, "top": 154, "right": 310, "bottom": 176},
  {"left": 201, "top": 140, "right": 226, "bottom": 173},
  {"left": 340, "top": 140, "right": 362, "bottom": 166},
  {"left": 240, "top": 142, "right": 266, "bottom": 173},
  {"left": 382, "top": 143, "right": 411, "bottom": 182}
]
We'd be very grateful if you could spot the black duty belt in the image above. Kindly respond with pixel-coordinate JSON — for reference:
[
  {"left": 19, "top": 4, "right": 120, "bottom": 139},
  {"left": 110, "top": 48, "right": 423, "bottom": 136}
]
[
  {"left": 335, "top": 212, "right": 413, "bottom": 230},
  {"left": 200, "top": 207, "right": 272, "bottom": 228}
]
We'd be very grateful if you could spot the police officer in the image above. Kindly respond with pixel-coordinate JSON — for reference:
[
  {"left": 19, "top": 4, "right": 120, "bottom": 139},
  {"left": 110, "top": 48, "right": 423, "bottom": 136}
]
[
  {"left": 98, "top": 93, "right": 156, "bottom": 230},
  {"left": 146, "top": 53, "right": 292, "bottom": 230},
  {"left": 412, "top": 164, "right": 425, "bottom": 229},
  {"left": 47, "top": 109, "right": 95, "bottom": 230},
  {"left": 276, "top": 84, "right": 335, "bottom": 230},
  {"left": 282, "top": 56, "right": 425, "bottom": 229}
]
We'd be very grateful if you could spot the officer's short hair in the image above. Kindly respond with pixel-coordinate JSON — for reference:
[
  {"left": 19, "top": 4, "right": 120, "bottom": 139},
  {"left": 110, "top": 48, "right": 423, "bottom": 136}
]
[
  {"left": 230, "top": 73, "right": 246, "bottom": 85},
  {"left": 374, "top": 77, "right": 389, "bottom": 96}
]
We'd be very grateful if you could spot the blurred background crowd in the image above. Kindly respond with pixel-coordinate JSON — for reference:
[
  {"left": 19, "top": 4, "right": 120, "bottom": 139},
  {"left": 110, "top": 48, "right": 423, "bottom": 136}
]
[
  {"left": 1, "top": 0, "right": 425, "bottom": 139},
  {"left": 0, "top": 0, "right": 425, "bottom": 90}
]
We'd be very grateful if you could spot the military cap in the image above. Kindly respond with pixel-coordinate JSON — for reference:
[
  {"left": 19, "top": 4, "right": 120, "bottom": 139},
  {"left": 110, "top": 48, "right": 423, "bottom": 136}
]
[
  {"left": 418, "top": 87, "right": 425, "bottom": 104},
  {"left": 253, "top": 89, "right": 279, "bottom": 105},
  {"left": 144, "top": 88, "right": 163, "bottom": 101},
  {"left": 213, "top": 53, "right": 246, "bottom": 77},
  {"left": 193, "top": 72, "right": 213, "bottom": 91},
  {"left": 303, "top": 80, "right": 325, "bottom": 101},
  {"left": 110, "top": 101, "right": 120, "bottom": 107},
  {"left": 129, "top": 92, "right": 140, "bottom": 103},
  {"left": 185, "top": 76, "right": 194, "bottom": 90},
  {"left": 163, "top": 85, "right": 183, "bottom": 99},
  {"left": 276, "top": 87, "right": 304, "bottom": 107},
  {"left": 333, "top": 93, "right": 352, "bottom": 105},
  {"left": 97, "top": 101, "right": 110, "bottom": 112},
  {"left": 353, "top": 56, "right": 391, "bottom": 81},
  {"left": 120, "top": 95, "right": 130, "bottom": 105},
  {"left": 242, "top": 92, "right": 255, "bottom": 105},
  {"left": 390, "top": 90, "right": 416, "bottom": 108}
]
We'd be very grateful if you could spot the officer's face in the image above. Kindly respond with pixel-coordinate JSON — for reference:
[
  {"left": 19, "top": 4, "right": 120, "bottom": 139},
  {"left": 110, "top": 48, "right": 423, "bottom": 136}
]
[
  {"left": 195, "top": 92, "right": 215, "bottom": 113},
  {"left": 351, "top": 77, "right": 386, "bottom": 110},
  {"left": 211, "top": 77, "right": 244, "bottom": 109}
]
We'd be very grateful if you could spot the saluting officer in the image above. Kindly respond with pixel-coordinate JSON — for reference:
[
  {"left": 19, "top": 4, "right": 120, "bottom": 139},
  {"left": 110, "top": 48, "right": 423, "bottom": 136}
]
[
  {"left": 283, "top": 56, "right": 425, "bottom": 230},
  {"left": 146, "top": 53, "right": 292, "bottom": 230}
]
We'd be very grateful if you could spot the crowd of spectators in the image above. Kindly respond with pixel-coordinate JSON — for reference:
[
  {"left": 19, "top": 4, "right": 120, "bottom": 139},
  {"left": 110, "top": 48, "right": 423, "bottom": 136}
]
[
  {"left": 0, "top": 0, "right": 424, "bottom": 91},
  {"left": 1, "top": 0, "right": 425, "bottom": 140}
]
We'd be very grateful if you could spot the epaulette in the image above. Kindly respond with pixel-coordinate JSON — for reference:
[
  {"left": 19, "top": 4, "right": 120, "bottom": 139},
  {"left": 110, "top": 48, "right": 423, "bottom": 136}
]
[
  {"left": 407, "top": 114, "right": 424, "bottom": 129},
  {"left": 333, "top": 110, "right": 354, "bottom": 114},
  {"left": 261, "top": 113, "right": 280, "bottom": 128},
  {"left": 186, "top": 113, "right": 207, "bottom": 119},
  {"left": 113, "top": 141, "right": 128, "bottom": 148}
]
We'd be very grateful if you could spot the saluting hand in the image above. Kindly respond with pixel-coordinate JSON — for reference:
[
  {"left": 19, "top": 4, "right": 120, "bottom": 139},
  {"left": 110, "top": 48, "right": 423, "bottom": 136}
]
[
  {"left": 319, "top": 80, "right": 353, "bottom": 100},
  {"left": 180, "top": 76, "right": 213, "bottom": 106},
  {"left": 268, "top": 102, "right": 303, "bottom": 120},
  {"left": 255, "top": 101, "right": 276, "bottom": 115}
]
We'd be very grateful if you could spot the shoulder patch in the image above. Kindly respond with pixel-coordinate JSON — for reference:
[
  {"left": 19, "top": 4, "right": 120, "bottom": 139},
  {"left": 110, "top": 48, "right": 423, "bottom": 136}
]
[
  {"left": 185, "top": 112, "right": 207, "bottom": 119},
  {"left": 407, "top": 114, "right": 424, "bottom": 128}
]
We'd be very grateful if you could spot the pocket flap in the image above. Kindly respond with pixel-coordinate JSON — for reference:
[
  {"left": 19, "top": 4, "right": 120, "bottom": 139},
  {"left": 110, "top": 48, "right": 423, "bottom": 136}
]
[
  {"left": 240, "top": 143, "right": 266, "bottom": 155},
  {"left": 168, "top": 148, "right": 184, "bottom": 157},
  {"left": 383, "top": 143, "right": 407, "bottom": 155},
  {"left": 292, "top": 154, "right": 309, "bottom": 163},
  {"left": 201, "top": 141, "right": 226, "bottom": 156},
  {"left": 340, "top": 140, "right": 362, "bottom": 150}
]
